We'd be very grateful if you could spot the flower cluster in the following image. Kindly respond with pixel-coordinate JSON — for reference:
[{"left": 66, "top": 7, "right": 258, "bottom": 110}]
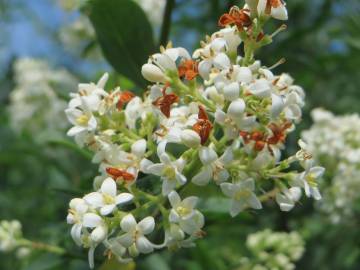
[
  {"left": 8, "top": 58, "right": 77, "bottom": 141},
  {"left": 237, "top": 229, "right": 305, "bottom": 270},
  {"left": 65, "top": 2, "right": 324, "bottom": 267},
  {"left": 302, "top": 108, "right": 360, "bottom": 223},
  {"left": 0, "top": 220, "right": 23, "bottom": 252}
]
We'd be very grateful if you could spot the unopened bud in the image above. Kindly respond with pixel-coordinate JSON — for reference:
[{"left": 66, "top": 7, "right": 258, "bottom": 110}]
[
  {"left": 181, "top": 130, "right": 201, "bottom": 148},
  {"left": 141, "top": 64, "right": 167, "bottom": 83}
]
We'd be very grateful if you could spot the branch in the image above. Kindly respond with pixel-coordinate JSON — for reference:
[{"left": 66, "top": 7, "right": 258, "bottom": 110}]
[{"left": 159, "top": 0, "right": 176, "bottom": 47}]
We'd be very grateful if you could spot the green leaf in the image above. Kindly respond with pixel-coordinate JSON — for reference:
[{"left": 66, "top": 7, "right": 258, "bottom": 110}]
[{"left": 87, "top": 0, "right": 156, "bottom": 89}]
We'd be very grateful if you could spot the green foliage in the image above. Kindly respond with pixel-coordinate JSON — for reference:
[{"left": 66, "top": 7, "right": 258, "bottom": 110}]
[{"left": 87, "top": 0, "right": 156, "bottom": 89}]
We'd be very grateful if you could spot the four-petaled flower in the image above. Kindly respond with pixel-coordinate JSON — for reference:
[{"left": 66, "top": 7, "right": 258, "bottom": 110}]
[
  {"left": 168, "top": 191, "right": 204, "bottom": 235},
  {"left": 220, "top": 178, "right": 262, "bottom": 217},
  {"left": 118, "top": 214, "right": 155, "bottom": 256},
  {"left": 84, "top": 178, "right": 134, "bottom": 215}
]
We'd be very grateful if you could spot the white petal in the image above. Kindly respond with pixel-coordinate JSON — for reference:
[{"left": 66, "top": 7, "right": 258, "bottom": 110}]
[
  {"left": 120, "top": 214, "right": 137, "bottom": 232},
  {"left": 230, "top": 200, "right": 244, "bottom": 217},
  {"left": 83, "top": 213, "right": 102, "bottom": 228},
  {"left": 71, "top": 224, "right": 83, "bottom": 246},
  {"left": 136, "top": 236, "right": 154, "bottom": 254},
  {"left": 97, "top": 73, "right": 109, "bottom": 89},
  {"left": 248, "top": 78, "right": 271, "bottom": 98},
  {"left": 160, "top": 153, "right": 172, "bottom": 165},
  {"left": 132, "top": 139, "right": 147, "bottom": 158},
  {"left": 311, "top": 187, "right": 322, "bottom": 201},
  {"left": 169, "top": 209, "right": 180, "bottom": 223},
  {"left": 118, "top": 232, "right": 134, "bottom": 247},
  {"left": 289, "top": 187, "right": 302, "bottom": 201},
  {"left": 213, "top": 52, "right": 231, "bottom": 69},
  {"left": 228, "top": 99, "right": 246, "bottom": 117},
  {"left": 220, "top": 183, "right": 236, "bottom": 198},
  {"left": 216, "top": 169, "right": 230, "bottom": 183},
  {"left": 91, "top": 226, "right": 107, "bottom": 243},
  {"left": 101, "top": 178, "right": 117, "bottom": 197},
  {"left": 199, "top": 60, "right": 212, "bottom": 80},
  {"left": 181, "top": 129, "right": 201, "bottom": 148},
  {"left": 192, "top": 166, "right": 212, "bottom": 186},
  {"left": 67, "top": 126, "right": 86, "bottom": 137},
  {"left": 157, "top": 140, "right": 167, "bottom": 158},
  {"left": 257, "top": 0, "right": 267, "bottom": 15},
  {"left": 168, "top": 191, "right": 181, "bottom": 208},
  {"left": 215, "top": 109, "right": 226, "bottom": 124},
  {"left": 223, "top": 82, "right": 240, "bottom": 101},
  {"left": 147, "top": 164, "right": 166, "bottom": 176},
  {"left": 162, "top": 179, "right": 176, "bottom": 196},
  {"left": 247, "top": 193, "right": 262, "bottom": 209},
  {"left": 175, "top": 171, "right": 187, "bottom": 185},
  {"left": 199, "top": 147, "right": 218, "bottom": 164},
  {"left": 276, "top": 193, "right": 295, "bottom": 212},
  {"left": 271, "top": 94, "right": 284, "bottom": 118},
  {"left": 84, "top": 192, "right": 104, "bottom": 208},
  {"left": 220, "top": 147, "right": 234, "bottom": 163},
  {"left": 237, "top": 67, "right": 252, "bottom": 83},
  {"left": 310, "top": 167, "right": 325, "bottom": 178},
  {"left": 100, "top": 204, "right": 116, "bottom": 216},
  {"left": 271, "top": 5, "right": 288, "bottom": 20},
  {"left": 153, "top": 53, "right": 177, "bottom": 70},
  {"left": 140, "top": 158, "right": 154, "bottom": 173},
  {"left": 116, "top": 193, "right": 134, "bottom": 205},
  {"left": 182, "top": 196, "right": 198, "bottom": 209},
  {"left": 141, "top": 64, "right": 166, "bottom": 83},
  {"left": 138, "top": 216, "right": 155, "bottom": 235},
  {"left": 240, "top": 178, "right": 255, "bottom": 191}
]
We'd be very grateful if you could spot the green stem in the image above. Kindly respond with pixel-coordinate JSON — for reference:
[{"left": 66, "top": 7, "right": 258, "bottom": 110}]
[{"left": 20, "top": 239, "right": 65, "bottom": 255}]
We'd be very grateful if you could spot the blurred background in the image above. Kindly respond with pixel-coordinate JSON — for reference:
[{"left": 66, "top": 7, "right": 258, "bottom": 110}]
[{"left": 0, "top": 0, "right": 360, "bottom": 269}]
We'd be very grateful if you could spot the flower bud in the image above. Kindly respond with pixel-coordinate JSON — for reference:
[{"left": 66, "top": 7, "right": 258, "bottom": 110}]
[
  {"left": 141, "top": 64, "right": 167, "bottom": 83},
  {"left": 223, "top": 82, "right": 240, "bottom": 101},
  {"left": 236, "top": 67, "right": 253, "bottom": 83},
  {"left": 90, "top": 226, "right": 107, "bottom": 243},
  {"left": 181, "top": 130, "right": 201, "bottom": 148},
  {"left": 228, "top": 99, "right": 246, "bottom": 117}
]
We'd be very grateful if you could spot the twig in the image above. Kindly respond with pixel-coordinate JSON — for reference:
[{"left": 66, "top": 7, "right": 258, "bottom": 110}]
[{"left": 159, "top": 0, "right": 176, "bottom": 47}]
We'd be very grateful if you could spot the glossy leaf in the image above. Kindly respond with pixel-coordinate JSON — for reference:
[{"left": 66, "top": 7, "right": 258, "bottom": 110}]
[{"left": 87, "top": 0, "right": 156, "bottom": 89}]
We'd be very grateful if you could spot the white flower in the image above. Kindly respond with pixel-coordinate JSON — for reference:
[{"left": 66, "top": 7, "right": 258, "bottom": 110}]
[
  {"left": 69, "top": 73, "right": 108, "bottom": 110},
  {"left": 248, "top": 78, "right": 272, "bottom": 98},
  {"left": 101, "top": 139, "right": 147, "bottom": 179},
  {"left": 257, "top": 0, "right": 288, "bottom": 21},
  {"left": 143, "top": 47, "right": 191, "bottom": 83},
  {"left": 81, "top": 213, "right": 108, "bottom": 268},
  {"left": 144, "top": 142, "right": 187, "bottom": 195},
  {"left": 168, "top": 191, "right": 204, "bottom": 235},
  {"left": 215, "top": 99, "right": 256, "bottom": 138},
  {"left": 118, "top": 214, "right": 155, "bottom": 256},
  {"left": 65, "top": 104, "right": 97, "bottom": 137},
  {"left": 67, "top": 198, "right": 89, "bottom": 245},
  {"left": 276, "top": 187, "right": 302, "bottom": 211},
  {"left": 192, "top": 146, "right": 233, "bottom": 186},
  {"left": 294, "top": 160, "right": 324, "bottom": 200},
  {"left": 0, "top": 220, "right": 23, "bottom": 252},
  {"left": 220, "top": 178, "right": 262, "bottom": 217},
  {"left": 84, "top": 178, "right": 133, "bottom": 215},
  {"left": 211, "top": 26, "right": 242, "bottom": 53}
]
